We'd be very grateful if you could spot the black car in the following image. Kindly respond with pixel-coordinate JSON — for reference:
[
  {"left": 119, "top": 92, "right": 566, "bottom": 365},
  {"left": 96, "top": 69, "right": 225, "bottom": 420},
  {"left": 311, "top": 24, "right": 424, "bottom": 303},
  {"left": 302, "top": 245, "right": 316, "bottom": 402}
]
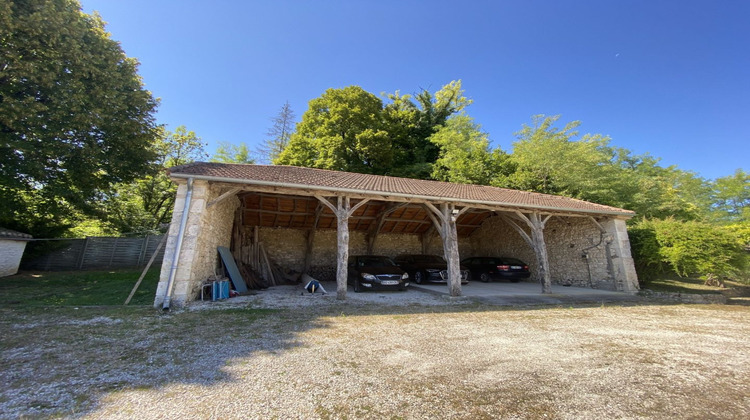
[
  {"left": 394, "top": 254, "right": 470, "bottom": 285},
  {"left": 347, "top": 255, "right": 410, "bottom": 292},
  {"left": 461, "top": 257, "right": 531, "bottom": 283}
]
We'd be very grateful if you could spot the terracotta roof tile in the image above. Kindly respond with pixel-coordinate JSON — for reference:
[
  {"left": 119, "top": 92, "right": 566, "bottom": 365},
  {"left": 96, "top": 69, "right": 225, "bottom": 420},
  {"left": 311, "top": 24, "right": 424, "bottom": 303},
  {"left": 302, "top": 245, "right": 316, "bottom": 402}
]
[{"left": 169, "top": 163, "right": 634, "bottom": 216}]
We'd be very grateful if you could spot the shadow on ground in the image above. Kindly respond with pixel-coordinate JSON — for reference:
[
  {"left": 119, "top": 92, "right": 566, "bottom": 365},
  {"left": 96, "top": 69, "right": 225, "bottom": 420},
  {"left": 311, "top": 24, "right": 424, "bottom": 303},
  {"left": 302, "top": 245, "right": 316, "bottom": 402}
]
[{"left": 1, "top": 281, "right": 747, "bottom": 418}]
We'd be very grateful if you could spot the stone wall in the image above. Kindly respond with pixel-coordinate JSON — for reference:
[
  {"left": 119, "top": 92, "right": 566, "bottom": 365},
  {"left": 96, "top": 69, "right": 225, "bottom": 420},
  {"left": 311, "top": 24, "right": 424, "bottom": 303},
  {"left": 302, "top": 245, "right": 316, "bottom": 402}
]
[
  {"left": 467, "top": 215, "right": 618, "bottom": 289},
  {"left": 155, "top": 181, "right": 639, "bottom": 306},
  {"left": 155, "top": 180, "right": 239, "bottom": 308},
  {"left": 259, "top": 227, "right": 426, "bottom": 281},
  {"left": 604, "top": 218, "right": 639, "bottom": 292}
]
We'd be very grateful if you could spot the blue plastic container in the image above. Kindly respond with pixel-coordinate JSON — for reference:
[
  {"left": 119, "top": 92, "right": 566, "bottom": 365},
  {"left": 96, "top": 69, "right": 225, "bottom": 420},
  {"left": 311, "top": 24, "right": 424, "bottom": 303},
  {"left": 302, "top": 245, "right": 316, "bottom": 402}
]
[{"left": 212, "top": 280, "right": 230, "bottom": 300}]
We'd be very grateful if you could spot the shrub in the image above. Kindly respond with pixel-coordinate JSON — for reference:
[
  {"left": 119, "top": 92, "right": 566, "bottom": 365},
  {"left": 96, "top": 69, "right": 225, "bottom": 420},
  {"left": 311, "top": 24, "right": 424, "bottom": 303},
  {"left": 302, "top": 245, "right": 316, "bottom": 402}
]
[{"left": 629, "top": 218, "right": 747, "bottom": 285}]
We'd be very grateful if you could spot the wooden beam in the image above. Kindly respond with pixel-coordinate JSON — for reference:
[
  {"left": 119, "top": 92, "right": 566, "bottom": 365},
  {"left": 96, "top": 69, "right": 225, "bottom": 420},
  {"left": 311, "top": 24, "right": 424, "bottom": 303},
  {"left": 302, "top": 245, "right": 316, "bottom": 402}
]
[
  {"left": 314, "top": 195, "right": 370, "bottom": 300},
  {"left": 206, "top": 187, "right": 241, "bottom": 208},
  {"left": 423, "top": 202, "right": 463, "bottom": 297},
  {"left": 505, "top": 211, "right": 552, "bottom": 294}
]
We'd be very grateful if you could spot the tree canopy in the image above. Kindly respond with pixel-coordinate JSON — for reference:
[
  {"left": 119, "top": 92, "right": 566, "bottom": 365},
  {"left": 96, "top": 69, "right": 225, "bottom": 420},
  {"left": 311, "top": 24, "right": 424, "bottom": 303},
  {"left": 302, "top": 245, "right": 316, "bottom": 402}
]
[
  {"left": 211, "top": 141, "right": 255, "bottom": 164},
  {"left": 275, "top": 81, "right": 470, "bottom": 178},
  {"left": 0, "top": 0, "right": 159, "bottom": 236},
  {"left": 101, "top": 126, "right": 206, "bottom": 235}
]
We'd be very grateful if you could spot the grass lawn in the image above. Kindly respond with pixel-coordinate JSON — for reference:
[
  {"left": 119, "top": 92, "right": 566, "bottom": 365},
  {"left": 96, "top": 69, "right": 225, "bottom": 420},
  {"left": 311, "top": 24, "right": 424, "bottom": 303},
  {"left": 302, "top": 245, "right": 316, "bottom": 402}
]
[
  {"left": 643, "top": 272, "right": 748, "bottom": 293},
  {"left": 0, "top": 268, "right": 161, "bottom": 306}
]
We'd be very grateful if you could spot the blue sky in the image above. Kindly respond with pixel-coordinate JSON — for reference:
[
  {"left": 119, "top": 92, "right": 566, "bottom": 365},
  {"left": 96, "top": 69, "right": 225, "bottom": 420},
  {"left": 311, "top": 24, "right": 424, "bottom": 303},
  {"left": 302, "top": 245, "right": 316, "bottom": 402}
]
[{"left": 80, "top": 0, "right": 749, "bottom": 180}]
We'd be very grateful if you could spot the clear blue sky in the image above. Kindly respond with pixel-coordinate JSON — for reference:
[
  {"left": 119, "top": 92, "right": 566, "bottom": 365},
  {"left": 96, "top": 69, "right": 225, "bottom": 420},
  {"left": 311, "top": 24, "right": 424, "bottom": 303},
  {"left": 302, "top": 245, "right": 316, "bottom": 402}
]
[{"left": 80, "top": 0, "right": 749, "bottom": 180}]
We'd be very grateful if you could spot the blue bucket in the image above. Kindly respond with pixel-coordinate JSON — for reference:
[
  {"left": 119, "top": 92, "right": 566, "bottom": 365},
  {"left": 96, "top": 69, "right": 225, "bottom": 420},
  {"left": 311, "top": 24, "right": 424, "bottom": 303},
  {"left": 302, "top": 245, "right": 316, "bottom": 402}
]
[{"left": 212, "top": 280, "right": 230, "bottom": 300}]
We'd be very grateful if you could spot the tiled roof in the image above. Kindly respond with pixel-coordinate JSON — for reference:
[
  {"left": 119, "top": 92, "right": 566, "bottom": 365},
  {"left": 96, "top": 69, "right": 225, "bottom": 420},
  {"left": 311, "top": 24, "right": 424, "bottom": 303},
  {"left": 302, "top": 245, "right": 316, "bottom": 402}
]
[
  {"left": 0, "top": 227, "right": 33, "bottom": 239},
  {"left": 169, "top": 162, "right": 635, "bottom": 217}
]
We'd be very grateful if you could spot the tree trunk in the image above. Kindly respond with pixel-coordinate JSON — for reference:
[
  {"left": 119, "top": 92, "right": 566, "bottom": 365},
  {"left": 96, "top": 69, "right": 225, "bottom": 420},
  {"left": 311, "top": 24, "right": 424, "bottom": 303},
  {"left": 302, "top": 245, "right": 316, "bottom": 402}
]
[
  {"left": 336, "top": 210, "right": 350, "bottom": 300},
  {"left": 315, "top": 195, "right": 369, "bottom": 301},
  {"left": 441, "top": 204, "right": 462, "bottom": 297},
  {"left": 424, "top": 202, "right": 463, "bottom": 297},
  {"left": 528, "top": 213, "right": 552, "bottom": 294},
  {"left": 502, "top": 212, "right": 552, "bottom": 294}
]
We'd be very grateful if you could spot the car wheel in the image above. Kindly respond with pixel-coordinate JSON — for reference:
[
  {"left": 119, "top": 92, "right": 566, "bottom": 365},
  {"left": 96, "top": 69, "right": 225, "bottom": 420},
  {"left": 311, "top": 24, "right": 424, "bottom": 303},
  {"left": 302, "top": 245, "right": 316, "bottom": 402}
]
[
  {"left": 480, "top": 273, "right": 490, "bottom": 283},
  {"left": 414, "top": 271, "right": 424, "bottom": 284},
  {"left": 354, "top": 278, "right": 361, "bottom": 293}
]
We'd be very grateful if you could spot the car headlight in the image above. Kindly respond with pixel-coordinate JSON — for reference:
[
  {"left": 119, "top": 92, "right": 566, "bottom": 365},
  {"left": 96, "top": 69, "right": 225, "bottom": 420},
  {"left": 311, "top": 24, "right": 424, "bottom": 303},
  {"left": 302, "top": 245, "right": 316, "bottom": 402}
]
[
  {"left": 362, "top": 273, "right": 377, "bottom": 281},
  {"left": 401, "top": 273, "right": 409, "bottom": 279}
]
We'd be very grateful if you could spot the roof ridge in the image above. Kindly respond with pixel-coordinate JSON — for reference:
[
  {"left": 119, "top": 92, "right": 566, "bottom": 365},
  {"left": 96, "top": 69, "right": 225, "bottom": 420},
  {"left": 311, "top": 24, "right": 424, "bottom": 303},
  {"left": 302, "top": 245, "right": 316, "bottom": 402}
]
[{"left": 167, "top": 162, "right": 635, "bottom": 216}]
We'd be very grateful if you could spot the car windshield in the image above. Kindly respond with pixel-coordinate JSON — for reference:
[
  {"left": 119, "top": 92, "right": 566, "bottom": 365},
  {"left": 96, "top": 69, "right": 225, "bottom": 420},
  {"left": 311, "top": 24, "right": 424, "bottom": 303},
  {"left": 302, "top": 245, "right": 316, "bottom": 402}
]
[
  {"left": 412, "top": 255, "right": 445, "bottom": 263},
  {"left": 359, "top": 256, "right": 396, "bottom": 267}
]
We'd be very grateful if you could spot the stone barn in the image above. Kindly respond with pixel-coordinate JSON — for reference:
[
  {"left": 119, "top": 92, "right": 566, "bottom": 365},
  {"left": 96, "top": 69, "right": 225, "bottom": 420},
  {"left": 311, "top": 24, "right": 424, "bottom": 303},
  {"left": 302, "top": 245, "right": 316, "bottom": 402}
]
[{"left": 154, "top": 163, "right": 638, "bottom": 309}]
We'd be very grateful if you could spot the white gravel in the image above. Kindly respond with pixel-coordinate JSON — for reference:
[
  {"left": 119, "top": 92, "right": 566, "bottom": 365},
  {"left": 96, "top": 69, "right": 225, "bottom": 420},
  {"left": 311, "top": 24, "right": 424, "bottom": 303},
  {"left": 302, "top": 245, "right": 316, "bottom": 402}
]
[
  {"left": 187, "top": 281, "right": 471, "bottom": 310},
  {"left": 2, "top": 288, "right": 749, "bottom": 419}
]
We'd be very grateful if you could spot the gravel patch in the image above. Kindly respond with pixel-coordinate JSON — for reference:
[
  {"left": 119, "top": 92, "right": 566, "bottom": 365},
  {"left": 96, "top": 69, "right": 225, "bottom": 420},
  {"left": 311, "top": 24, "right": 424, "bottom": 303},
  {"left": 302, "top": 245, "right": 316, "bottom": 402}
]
[
  {"left": 1, "top": 289, "right": 749, "bottom": 419},
  {"left": 188, "top": 282, "right": 472, "bottom": 311}
]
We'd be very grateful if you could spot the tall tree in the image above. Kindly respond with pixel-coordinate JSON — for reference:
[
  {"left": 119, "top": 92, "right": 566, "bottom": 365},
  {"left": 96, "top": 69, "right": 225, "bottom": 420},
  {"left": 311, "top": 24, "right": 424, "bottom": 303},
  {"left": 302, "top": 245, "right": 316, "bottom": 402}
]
[
  {"left": 0, "top": 0, "right": 159, "bottom": 237},
  {"left": 101, "top": 126, "right": 206, "bottom": 234},
  {"left": 276, "top": 81, "right": 471, "bottom": 177},
  {"left": 211, "top": 141, "right": 255, "bottom": 164},
  {"left": 275, "top": 86, "right": 390, "bottom": 173},
  {"left": 384, "top": 81, "right": 472, "bottom": 179},
  {"left": 505, "top": 115, "right": 712, "bottom": 221},
  {"left": 429, "top": 114, "right": 509, "bottom": 185},
  {"left": 712, "top": 169, "right": 749, "bottom": 222},
  {"left": 259, "top": 101, "right": 295, "bottom": 164}
]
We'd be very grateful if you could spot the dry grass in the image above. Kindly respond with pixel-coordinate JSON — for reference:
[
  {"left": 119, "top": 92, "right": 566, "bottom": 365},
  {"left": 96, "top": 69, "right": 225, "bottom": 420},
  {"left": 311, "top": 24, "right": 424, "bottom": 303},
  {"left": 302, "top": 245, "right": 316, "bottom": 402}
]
[{"left": 1, "top": 301, "right": 749, "bottom": 419}]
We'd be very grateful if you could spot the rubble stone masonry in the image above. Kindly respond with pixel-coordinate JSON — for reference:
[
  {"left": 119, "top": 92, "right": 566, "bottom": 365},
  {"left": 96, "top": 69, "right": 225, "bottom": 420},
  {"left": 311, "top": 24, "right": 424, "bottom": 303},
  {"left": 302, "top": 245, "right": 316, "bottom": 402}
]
[
  {"left": 154, "top": 180, "right": 238, "bottom": 308},
  {"left": 156, "top": 184, "right": 638, "bottom": 306}
]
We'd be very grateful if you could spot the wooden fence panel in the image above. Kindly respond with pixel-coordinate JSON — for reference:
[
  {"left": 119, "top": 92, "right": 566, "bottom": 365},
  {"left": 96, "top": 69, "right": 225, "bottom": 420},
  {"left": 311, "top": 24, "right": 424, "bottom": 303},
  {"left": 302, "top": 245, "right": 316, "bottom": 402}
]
[{"left": 20, "top": 235, "right": 166, "bottom": 271}]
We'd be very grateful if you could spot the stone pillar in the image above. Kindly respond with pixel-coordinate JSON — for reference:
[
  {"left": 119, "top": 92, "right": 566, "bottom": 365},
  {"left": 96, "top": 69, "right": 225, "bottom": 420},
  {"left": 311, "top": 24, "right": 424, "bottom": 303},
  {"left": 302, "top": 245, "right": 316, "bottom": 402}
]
[
  {"left": 603, "top": 218, "right": 640, "bottom": 293},
  {"left": 154, "top": 180, "right": 238, "bottom": 308}
]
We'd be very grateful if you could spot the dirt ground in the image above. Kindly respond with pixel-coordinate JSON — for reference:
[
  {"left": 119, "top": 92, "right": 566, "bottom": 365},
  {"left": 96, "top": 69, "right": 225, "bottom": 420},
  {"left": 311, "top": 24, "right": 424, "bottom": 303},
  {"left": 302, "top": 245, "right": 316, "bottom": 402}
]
[{"left": 1, "top": 288, "right": 749, "bottom": 419}]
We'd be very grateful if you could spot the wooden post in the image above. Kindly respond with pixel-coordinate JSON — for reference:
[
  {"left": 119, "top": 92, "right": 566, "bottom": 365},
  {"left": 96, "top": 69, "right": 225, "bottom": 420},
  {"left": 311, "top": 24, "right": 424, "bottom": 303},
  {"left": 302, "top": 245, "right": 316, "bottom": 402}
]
[
  {"left": 335, "top": 199, "right": 350, "bottom": 300},
  {"left": 500, "top": 212, "right": 553, "bottom": 294},
  {"left": 253, "top": 226, "right": 259, "bottom": 269},
  {"left": 423, "top": 202, "right": 467, "bottom": 297},
  {"left": 125, "top": 234, "right": 168, "bottom": 305},
  {"left": 77, "top": 237, "right": 90, "bottom": 269},
  {"left": 316, "top": 195, "right": 370, "bottom": 300}
]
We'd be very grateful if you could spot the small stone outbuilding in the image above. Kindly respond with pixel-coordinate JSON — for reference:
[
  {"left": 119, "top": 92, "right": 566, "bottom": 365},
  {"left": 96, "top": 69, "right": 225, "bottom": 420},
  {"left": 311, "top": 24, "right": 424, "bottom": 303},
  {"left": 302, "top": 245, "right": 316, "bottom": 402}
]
[
  {"left": 0, "top": 228, "right": 33, "bottom": 277},
  {"left": 154, "top": 163, "right": 639, "bottom": 308}
]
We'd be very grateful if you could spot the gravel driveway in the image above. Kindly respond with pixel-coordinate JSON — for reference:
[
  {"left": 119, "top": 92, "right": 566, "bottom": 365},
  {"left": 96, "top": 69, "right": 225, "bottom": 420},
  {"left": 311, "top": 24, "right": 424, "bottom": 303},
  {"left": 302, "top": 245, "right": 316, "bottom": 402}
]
[{"left": 2, "top": 285, "right": 749, "bottom": 419}]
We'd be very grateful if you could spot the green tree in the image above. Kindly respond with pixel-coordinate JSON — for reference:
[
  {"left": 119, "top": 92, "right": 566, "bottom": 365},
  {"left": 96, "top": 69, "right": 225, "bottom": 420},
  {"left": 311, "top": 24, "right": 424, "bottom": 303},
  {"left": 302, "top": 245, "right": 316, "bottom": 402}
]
[
  {"left": 275, "top": 86, "right": 391, "bottom": 173},
  {"left": 505, "top": 115, "right": 712, "bottom": 221},
  {"left": 211, "top": 142, "right": 255, "bottom": 164},
  {"left": 384, "top": 81, "right": 472, "bottom": 179},
  {"left": 0, "top": 0, "right": 159, "bottom": 237},
  {"left": 429, "top": 114, "right": 509, "bottom": 185},
  {"left": 276, "top": 80, "right": 472, "bottom": 178},
  {"left": 630, "top": 218, "right": 747, "bottom": 283},
  {"left": 102, "top": 126, "right": 206, "bottom": 234},
  {"left": 711, "top": 169, "right": 749, "bottom": 222},
  {"left": 258, "top": 101, "right": 295, "bottom": 164}
]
